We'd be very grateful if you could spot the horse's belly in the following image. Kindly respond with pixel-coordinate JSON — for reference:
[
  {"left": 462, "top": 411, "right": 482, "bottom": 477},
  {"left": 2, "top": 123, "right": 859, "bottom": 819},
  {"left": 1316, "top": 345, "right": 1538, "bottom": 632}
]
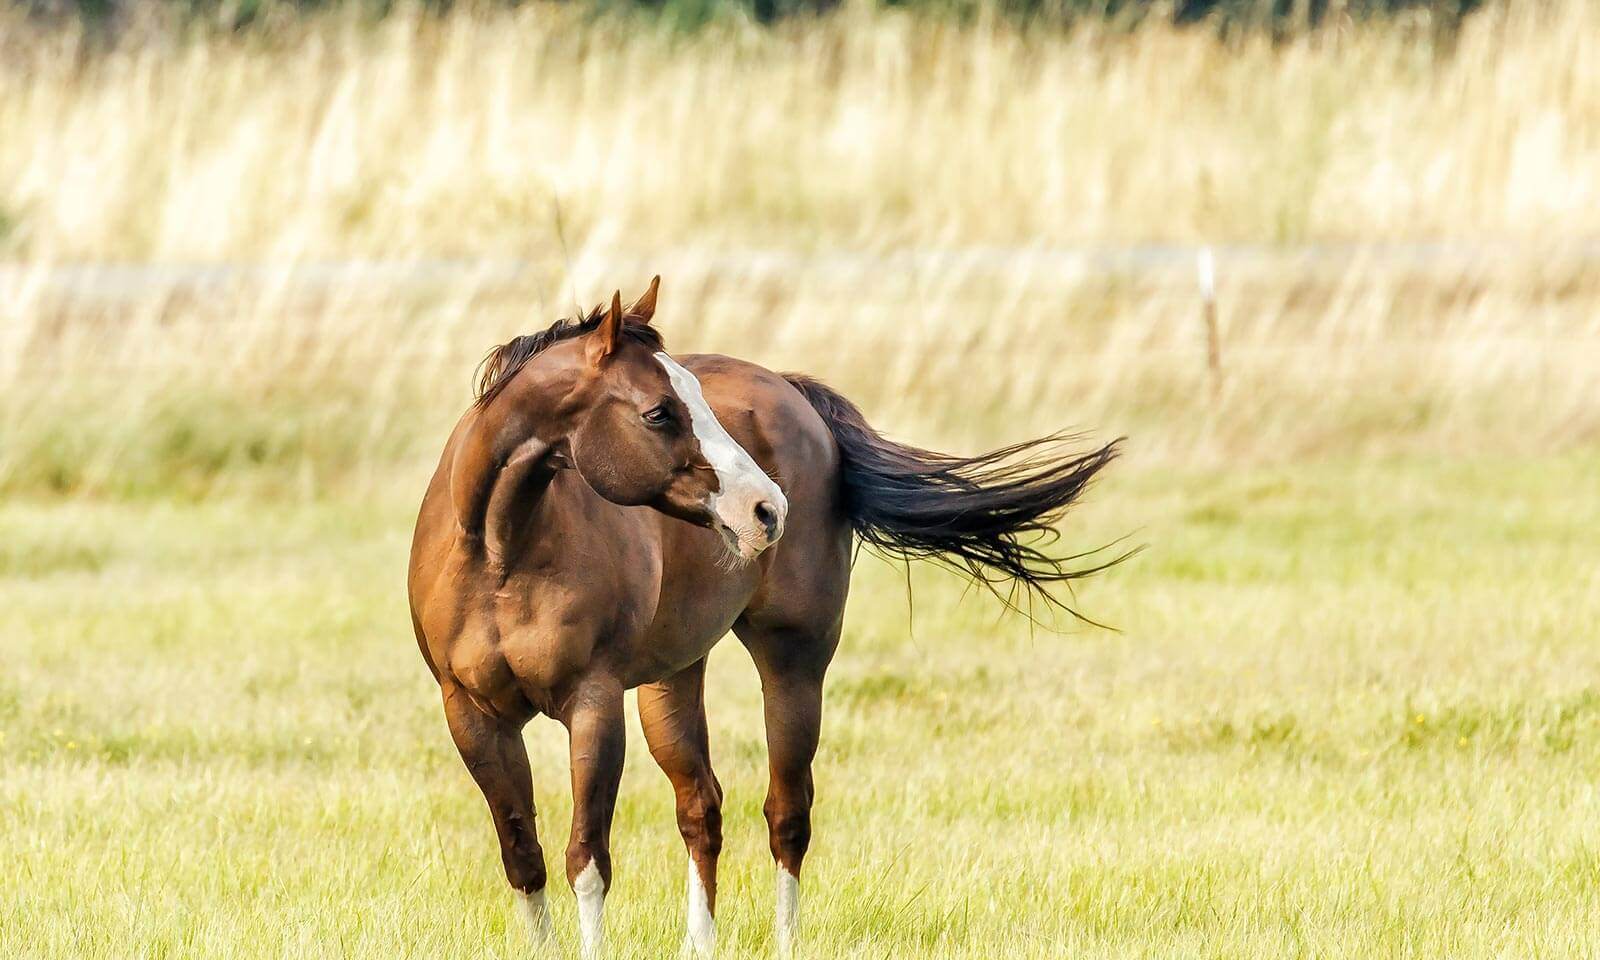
[{"left": 631, "top": 602, "right": 742, "bottom": 683}]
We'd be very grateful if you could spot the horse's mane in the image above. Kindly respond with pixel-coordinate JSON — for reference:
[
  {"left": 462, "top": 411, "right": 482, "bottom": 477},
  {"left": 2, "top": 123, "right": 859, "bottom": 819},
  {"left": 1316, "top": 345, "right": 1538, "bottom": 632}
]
[{"left": 473, "top": 302, "right": 665, "bottom": 408}]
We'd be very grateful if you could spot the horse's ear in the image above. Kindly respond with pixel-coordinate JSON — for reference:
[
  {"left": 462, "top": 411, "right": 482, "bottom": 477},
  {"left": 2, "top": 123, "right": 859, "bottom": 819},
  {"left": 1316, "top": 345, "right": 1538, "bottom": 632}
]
[
  {"left": 628, "top": 275, "right": 660, "bottom": 324},
  {"left": 586, "top": 291, "right": 626, "bottom": 367}
]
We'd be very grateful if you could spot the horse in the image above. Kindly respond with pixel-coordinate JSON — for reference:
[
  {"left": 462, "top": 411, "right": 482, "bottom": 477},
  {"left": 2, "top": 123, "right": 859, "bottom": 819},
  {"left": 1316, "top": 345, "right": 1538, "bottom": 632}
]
[{"left": 407, "top": 277, "right": 1121, "bottom": 958}]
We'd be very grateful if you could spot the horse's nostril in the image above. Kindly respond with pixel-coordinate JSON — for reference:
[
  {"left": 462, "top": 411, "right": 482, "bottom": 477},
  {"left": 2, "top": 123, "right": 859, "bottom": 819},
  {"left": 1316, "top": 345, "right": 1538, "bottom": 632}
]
[{"left": 754, "top": 501, "right": 781, "bottom": 538}]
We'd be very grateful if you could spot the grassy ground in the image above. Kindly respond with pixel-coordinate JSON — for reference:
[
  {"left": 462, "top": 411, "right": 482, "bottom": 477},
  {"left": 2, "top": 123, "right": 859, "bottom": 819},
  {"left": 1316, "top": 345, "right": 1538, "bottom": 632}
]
[
  {"left": 5, "top": 450, "right": 1599, "bottom": 958},
  {"left": 4, "top": 2, "right": 1599, "bottom": 955}
]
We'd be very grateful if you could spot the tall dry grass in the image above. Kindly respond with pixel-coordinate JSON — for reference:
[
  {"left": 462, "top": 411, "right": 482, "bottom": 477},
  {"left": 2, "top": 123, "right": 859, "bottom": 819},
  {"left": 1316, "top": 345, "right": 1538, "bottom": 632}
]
[{"left": 1, "top": 1, "right": 1598, "bottom": 496}]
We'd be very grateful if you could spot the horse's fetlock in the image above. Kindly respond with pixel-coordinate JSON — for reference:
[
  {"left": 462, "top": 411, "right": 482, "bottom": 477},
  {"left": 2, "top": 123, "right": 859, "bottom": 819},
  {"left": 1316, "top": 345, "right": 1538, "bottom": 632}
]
[
  {"left": 507, "top": 857, "right": 548, "bottom": 895},
  {"left": 566, "top": 844, "right": 611, "bottom": 890},
  {"left": 767, "top": 808, "right": 811, "bottom": 858}
]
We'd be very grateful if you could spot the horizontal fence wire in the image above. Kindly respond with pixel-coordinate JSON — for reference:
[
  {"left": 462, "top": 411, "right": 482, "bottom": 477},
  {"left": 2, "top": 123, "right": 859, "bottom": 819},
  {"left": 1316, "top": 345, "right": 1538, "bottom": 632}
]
[{"left": 7, "top": 239, "right": 1600, "bottom": 306}]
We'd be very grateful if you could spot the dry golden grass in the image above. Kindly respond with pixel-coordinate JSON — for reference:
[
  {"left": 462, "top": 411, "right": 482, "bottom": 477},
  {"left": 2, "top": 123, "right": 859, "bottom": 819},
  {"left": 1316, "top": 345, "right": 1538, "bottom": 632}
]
[
  {"left": 2, "top": 1, "right": 1599, "bottom": 498},
  {"left": 3, "top": 2, "right": 1599, "bottom": 260}
]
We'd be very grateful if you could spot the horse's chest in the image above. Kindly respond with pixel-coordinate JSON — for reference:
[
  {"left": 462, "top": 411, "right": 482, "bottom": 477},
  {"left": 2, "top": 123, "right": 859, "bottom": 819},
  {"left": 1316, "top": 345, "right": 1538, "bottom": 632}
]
[{"left": 500, "top": 578, "right": 651, "bottom": 677}]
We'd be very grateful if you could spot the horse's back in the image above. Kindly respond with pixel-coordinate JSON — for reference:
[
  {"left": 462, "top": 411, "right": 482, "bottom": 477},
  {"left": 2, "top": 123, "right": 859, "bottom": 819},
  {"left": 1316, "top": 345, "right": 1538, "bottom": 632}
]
[
  {"left": 678, "top": 354, "right": 841, "bottom": 520},
  {"left": 678, "top": 355, "right": 854, "bottom": 633}
]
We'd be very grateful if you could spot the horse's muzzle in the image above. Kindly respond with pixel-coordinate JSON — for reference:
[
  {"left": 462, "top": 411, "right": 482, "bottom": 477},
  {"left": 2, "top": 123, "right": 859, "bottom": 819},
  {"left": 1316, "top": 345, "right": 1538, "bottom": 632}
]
[{"left": 712, "top": 487, "right": 787, "bottom": 561}]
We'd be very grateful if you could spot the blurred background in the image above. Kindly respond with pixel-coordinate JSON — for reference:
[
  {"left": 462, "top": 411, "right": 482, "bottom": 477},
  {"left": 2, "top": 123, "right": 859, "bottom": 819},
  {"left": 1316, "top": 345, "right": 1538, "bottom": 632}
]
[
  {"left": 3, "top": 0, "right": 1596, "bottom": 494},
  {"left": 3, "top": 2, "right": 1599, "bottom": 957}
]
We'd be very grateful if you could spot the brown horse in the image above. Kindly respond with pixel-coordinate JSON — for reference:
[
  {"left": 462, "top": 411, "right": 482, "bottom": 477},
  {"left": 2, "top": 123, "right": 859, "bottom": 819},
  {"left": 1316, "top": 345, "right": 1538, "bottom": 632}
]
[{"left": 407, "top": 278, "right": 1120, "bottom": 957}]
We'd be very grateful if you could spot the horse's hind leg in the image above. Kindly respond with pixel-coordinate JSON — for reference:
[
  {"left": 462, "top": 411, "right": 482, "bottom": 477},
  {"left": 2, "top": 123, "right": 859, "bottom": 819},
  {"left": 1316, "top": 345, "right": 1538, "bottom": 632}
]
[
  {"left": 440, "top": 682, "right": 552, "bottom": 945},
  {"left": 639, "top": 659, "right": 723, "bottom": 957},
  {"left": 735, "top": 617, "right": 843, "bottom": 957}
]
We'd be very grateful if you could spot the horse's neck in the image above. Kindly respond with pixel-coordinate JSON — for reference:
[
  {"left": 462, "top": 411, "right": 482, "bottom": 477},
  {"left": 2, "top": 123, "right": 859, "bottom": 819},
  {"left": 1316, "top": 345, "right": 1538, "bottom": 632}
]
[
  {"left": 451, "top": 374, "right": 574, "bottom": 558},
  {"left": 480, "top": 434, "right": 565, "bottom": 562}
]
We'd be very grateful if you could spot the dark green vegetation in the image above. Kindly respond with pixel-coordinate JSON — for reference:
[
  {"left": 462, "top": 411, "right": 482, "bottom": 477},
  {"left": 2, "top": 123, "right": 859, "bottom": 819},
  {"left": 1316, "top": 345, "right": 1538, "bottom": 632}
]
[{"left": 23, "top": 0, "right": 1486, "bottom": 33}]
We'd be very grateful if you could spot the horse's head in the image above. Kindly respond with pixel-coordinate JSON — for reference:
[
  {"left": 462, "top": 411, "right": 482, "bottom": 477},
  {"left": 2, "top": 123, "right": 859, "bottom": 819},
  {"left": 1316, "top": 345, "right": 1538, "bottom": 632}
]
[{"left": 568, "top": 278, "right": 787, "bottom": 561}]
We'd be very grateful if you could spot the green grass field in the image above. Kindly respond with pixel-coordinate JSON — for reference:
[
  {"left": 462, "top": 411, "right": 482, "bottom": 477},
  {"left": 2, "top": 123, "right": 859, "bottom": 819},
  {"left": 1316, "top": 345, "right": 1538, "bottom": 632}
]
[{"left": 5, "top": 450, "right": 1599, "bottom": 958}]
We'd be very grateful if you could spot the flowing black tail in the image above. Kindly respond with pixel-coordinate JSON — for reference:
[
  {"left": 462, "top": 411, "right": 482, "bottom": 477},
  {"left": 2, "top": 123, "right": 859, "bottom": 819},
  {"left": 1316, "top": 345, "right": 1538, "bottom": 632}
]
[{"left": 785, "top": 374, "right": 1131, "bottom": 618}]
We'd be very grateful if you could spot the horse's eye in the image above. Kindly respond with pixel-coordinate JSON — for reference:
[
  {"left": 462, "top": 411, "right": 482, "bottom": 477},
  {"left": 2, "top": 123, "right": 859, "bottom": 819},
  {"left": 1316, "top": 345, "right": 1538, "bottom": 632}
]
[{"left": 642, "top": 405, "right": 672, "bottom": 426}]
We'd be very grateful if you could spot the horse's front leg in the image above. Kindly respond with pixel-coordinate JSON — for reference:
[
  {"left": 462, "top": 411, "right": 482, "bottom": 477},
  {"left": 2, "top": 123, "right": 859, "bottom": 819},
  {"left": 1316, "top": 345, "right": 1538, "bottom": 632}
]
[
  {"left": 561, "top": 677, "right": 627, "bottom": 960},
  {"left": 439, "top": 682, "right": 553, "bottom": 946}
]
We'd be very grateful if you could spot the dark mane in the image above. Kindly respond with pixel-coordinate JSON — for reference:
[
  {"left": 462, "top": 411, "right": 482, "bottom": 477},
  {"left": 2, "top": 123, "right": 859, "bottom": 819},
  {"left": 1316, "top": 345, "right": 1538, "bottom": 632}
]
[{"left": 473, "top": 303, "right": 665, "bottom": 408}]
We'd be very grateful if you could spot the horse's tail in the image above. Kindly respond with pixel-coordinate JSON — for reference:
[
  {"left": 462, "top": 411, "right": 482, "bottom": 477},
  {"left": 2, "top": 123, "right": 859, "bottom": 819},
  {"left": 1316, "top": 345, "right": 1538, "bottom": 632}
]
[{"left": 783, "top": 375, "right": 1132, "bottom": 618}]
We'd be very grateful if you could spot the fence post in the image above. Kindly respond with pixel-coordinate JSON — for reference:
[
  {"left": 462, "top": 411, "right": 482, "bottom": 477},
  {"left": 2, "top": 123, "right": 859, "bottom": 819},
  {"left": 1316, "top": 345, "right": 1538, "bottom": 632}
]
[{"left": 1198, "top": 246, "right": 1223, "bottom": 401}]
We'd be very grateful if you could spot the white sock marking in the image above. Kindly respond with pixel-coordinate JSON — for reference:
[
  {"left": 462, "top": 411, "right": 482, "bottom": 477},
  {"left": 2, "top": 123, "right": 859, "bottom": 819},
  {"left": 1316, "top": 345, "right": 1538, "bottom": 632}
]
[
  {"left": 685, "top": 858, "right": 716, "bottom": 956},
  {"left": 513, "top": 887, "right": 553, "bottom": 944},
  {"left": 775, "top": 866, "right": 800, "bottom": 958},
  {"left": 574, "top": 860, "right": 606, "bottom": 960}
]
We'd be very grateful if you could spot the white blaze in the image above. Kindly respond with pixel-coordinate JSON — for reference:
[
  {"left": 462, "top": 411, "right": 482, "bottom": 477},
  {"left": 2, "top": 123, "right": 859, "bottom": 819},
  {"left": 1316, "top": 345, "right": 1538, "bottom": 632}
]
[
  {"left": 574, "top": 860, "right": 605, "bottom": 960},
  {"left": 655, "top": 352, "right": 787, "bottom": 556},
  {"left": 775, "top": 866, "right": 800, "bottom": 957},
  {"left": 685, "top": 858, "right": 716, "bottom": 956}
]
